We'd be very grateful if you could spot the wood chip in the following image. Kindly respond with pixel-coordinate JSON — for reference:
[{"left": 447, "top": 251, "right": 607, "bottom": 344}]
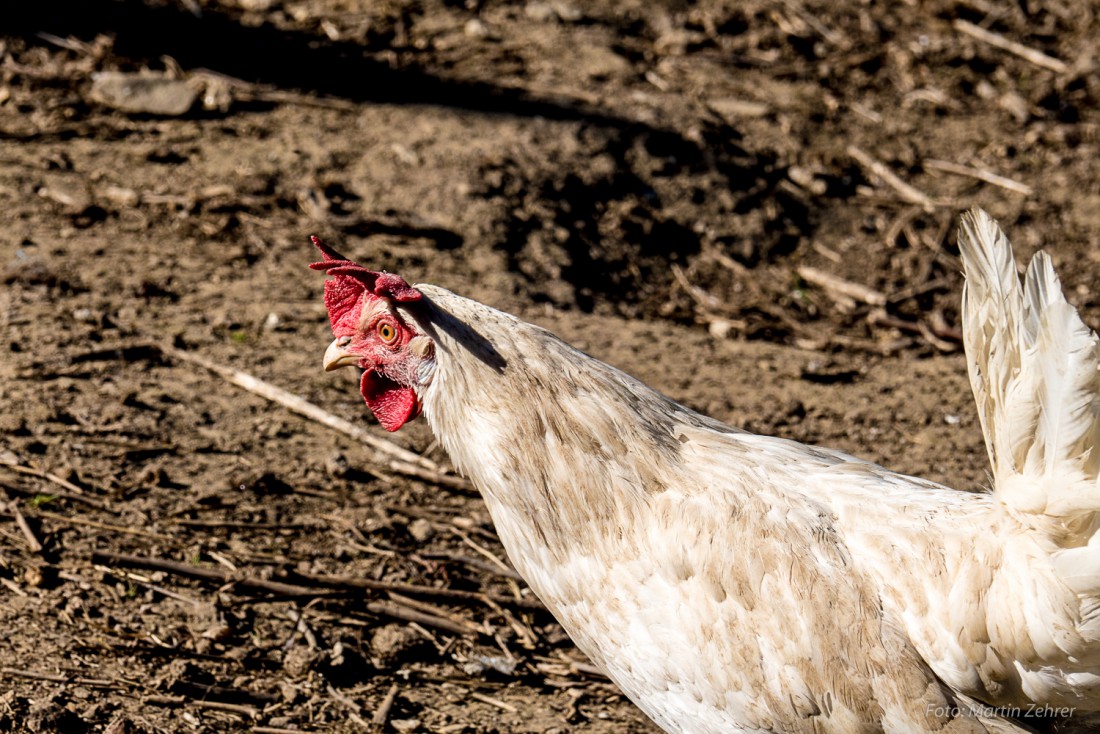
[
  {"left": 797, "top": 266, "right": 887, "bottom": 307},
  {"left": 923, "top": 158, "right": 1033, "bottom": 196},
  {"left": 954, "top": 19, "right": 1068, "bottom": 74},
  {"left": 847, "top": 145, "right": 936, "bottom": 211},
  {"left": 469, "top": 691, "right": 519, "bottom": 713},
  {"left": 7, "top": 501, "right": 42, "bottom": 553}
]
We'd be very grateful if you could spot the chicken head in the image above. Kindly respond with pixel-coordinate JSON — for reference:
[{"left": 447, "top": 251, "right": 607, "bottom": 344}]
[{"left": 310, "top": 236, "right": 434, "bottom": 431}]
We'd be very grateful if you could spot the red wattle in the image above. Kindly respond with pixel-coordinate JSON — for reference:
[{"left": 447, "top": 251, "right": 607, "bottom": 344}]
[{"left": 360, "top": 370, "right": 420, "bottom": 432}]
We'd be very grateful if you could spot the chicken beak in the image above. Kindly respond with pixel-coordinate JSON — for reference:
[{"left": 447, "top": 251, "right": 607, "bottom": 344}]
[{"left": 323, "top": 337, "right": 360, "bottom": 372}]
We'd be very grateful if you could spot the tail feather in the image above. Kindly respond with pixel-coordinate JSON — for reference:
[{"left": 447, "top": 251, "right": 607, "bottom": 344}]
[
  {"left": 958, "top": 209, "right": 1100, "bottom": 526},
  {"left": 959, "top": 209, "right": 1029, "bottom": 485}
]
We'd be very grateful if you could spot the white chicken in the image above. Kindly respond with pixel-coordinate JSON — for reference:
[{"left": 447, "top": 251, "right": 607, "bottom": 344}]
[{"left": 312, "top": 209, "right": 1100, "bottom": 733}]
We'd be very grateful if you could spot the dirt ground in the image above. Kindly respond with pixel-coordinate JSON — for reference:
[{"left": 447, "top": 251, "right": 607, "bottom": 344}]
[{"left": 1, "top": 0, "right": 1099, "bottom": 731}]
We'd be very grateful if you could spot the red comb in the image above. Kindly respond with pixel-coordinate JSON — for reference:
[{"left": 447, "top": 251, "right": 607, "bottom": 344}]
[{"left": 309, "top": 236, "right": 422, "bottom": 303}]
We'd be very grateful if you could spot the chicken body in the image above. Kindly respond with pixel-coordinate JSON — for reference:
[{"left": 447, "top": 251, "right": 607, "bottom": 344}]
[
  {"left": 412, "top": 286, "right": 1061, "bottom": 734},
  {"left": 314, "top": 211, "right": 1100, "bottom": 733}
]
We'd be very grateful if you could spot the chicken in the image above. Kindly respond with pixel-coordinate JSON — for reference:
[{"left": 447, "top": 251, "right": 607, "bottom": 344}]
[{"left": 310, "top": 208, "right": 1100, "bottom": 733}]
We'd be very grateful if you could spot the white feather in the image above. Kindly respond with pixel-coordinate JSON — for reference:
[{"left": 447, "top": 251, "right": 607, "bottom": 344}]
[{"left": 959, "top": 209, "right": 1100, "bottom": 524}]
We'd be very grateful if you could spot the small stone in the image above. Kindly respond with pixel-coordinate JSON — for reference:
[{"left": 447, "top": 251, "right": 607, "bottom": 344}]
[
  {"left": 708, "top": 97, "right": 771, "bottom": 120},
  {"left": 391, "top": 720, "right": 421, "bottom": 733},
  {"left": 283, "top": 645, "right": 323, "bottom": 678},
  {"left": 90, "top": 72, "right": 197, "bottom": 116},
  {"left": 707, "top": 318, "right": 733, "bottom": 339},
  {"left": 524, "top": 1, "right": 555, "bottom": 22},
  {"left": 101, "top": 185, "right": 139, "bottom": 207},
  {"left": 464, "top": 18, "right": 490, "bottom": 39},
  {"left": 788, "top": 166, "right": 827, "bottom": 195},
  {"left": 23, "top": 566, "right": 44, "bottom": 588},
  {"left": 279, "top": 682, "right": 301, "bottom": 704},
  {"left": 38, "top": 174, "right": 94, "bottom": 213},
  {"left": 974, "top": 80, "right": 997, "bottom": 100},
  {"left": 462, "top": 655, "right": 518, "bottom": 677},
  {"left": 548, "top": 0, "right": 582, "bottom": 21},
  {"left": 578, "top": 45, "right": 631, "bottom": 79},
  {"left": 407, "top": 518, "right": 434, "bottom": 542},
  {"left": 370, "top": 624, "right": 428, "bottom": 668},
  {"left": 999, "top": 92, "right": 1030, "bottom": 123}
]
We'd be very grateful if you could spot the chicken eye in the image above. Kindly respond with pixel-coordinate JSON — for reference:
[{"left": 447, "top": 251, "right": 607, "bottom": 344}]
[{"left": 377, "top": 322, "right": 398, "bottom": 343}]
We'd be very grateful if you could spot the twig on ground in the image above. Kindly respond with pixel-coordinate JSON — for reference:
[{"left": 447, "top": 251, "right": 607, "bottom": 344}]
[
  {"left": 565, "top": 660, "right": 607, "bottom": 678},
  {"left": 290, "top": 570, "right": 544, "bottom": 611},
  {"left": 107, "top": 570, "right": 204, "bottom": 607},
  {"left": 372, "top": 683, "right": 400, "bottom": 730},
  {"left": 160, "top": 345, "right": 431, "bottom": 469},
  {"left": 206, "top": 550, "right": 239, "bottom": 573},
  {"left": 363, "top": 599, "right": 479, "bottom": 637},
  {"left": 387, "top": 591, "right": 481, "bottom": 631},
  {"left": 847, "top": 145, "right": 936, "bottom": 211},
  {"left": 287, "top": 608, "right": 320, "bottom": 650},
  {"left": 797, "top": 266, "right": 887, "bottom": 308},
  {"left": 498, "top": 605, "right": 540, "bottom": 649},
  {"left": 0, "top": 577, "right": 28, "bottom": 597},
  {"left": 172, "top": 519, "right": 317, "bottom": 531},
  {"left": 953, "top": 19, "right": 1068, "bottom": 74},
  {"left": 923, "top": 158, "right": 1033, "bottom": 196},
  {"left": 887, "top": 278, "right": 950, "bottom": 306},
  {"left": 326, "top": 684, "right": 373, "bottom": 730},
  {"left": 37, "top": 511, "right": 169, "bottom": 540},
  {"left": 793, "top": 333, "right": 915, "bottom": 356},
  {"left": 417, "top": 551, "right": 525, "bottom": 581},
  {"left": 918, "top": 321, "right": 958, "bottom": 352},
  {"left": 0, "top": 668, "right": 120, "bottom": 688},
  {"left": 0, "top": 457, "right": 115, "bottom": 512},
  {"left": 158, "top": 344, "right": 473, "bottom": 491},
  {"left": 710, "top": 253, "right": 822, "bottom": 339},
  {"left": 143, "top": 694, "right": 258, "bottom": 719},
  {"left": 884, "top": 207, "right": 923, "bottom": 250},
  {"left": 867, "top": 309, "right": 962, "bottom": 347},
  {"left": 387, "top": 459, "right": 475, "bottom": 493},
  {"left": 0, "top": 479, "right": 113, "bottom": 513},
  {"left": 0, "top": 456, "right": 89, "bottom": 495},
  {"left": 92, "top": 551, "right": 314, "bottom": 596},
  {"left": 94, "top": 551, "right": 480, "bottom": 636},
  {"left": 534, "top": 655, "right": 609, "bottom": 682},
  {"left": 671, "top": 264, "right": 725, "bottom": 314},
  {"left": 453, "top": 530, "right": 516, "bottom": 577},
  {"left": 6, "top": 501, "right": 43, "bottom": 553},
  {"left": 386, "top": 504, "right": 499, "bottom": 542},
  {"left": 468, "top": 691, "right": 519, "bottom": 713},
  {"left": 781, "top": 0, "right": 847, "bottom": 47}
]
